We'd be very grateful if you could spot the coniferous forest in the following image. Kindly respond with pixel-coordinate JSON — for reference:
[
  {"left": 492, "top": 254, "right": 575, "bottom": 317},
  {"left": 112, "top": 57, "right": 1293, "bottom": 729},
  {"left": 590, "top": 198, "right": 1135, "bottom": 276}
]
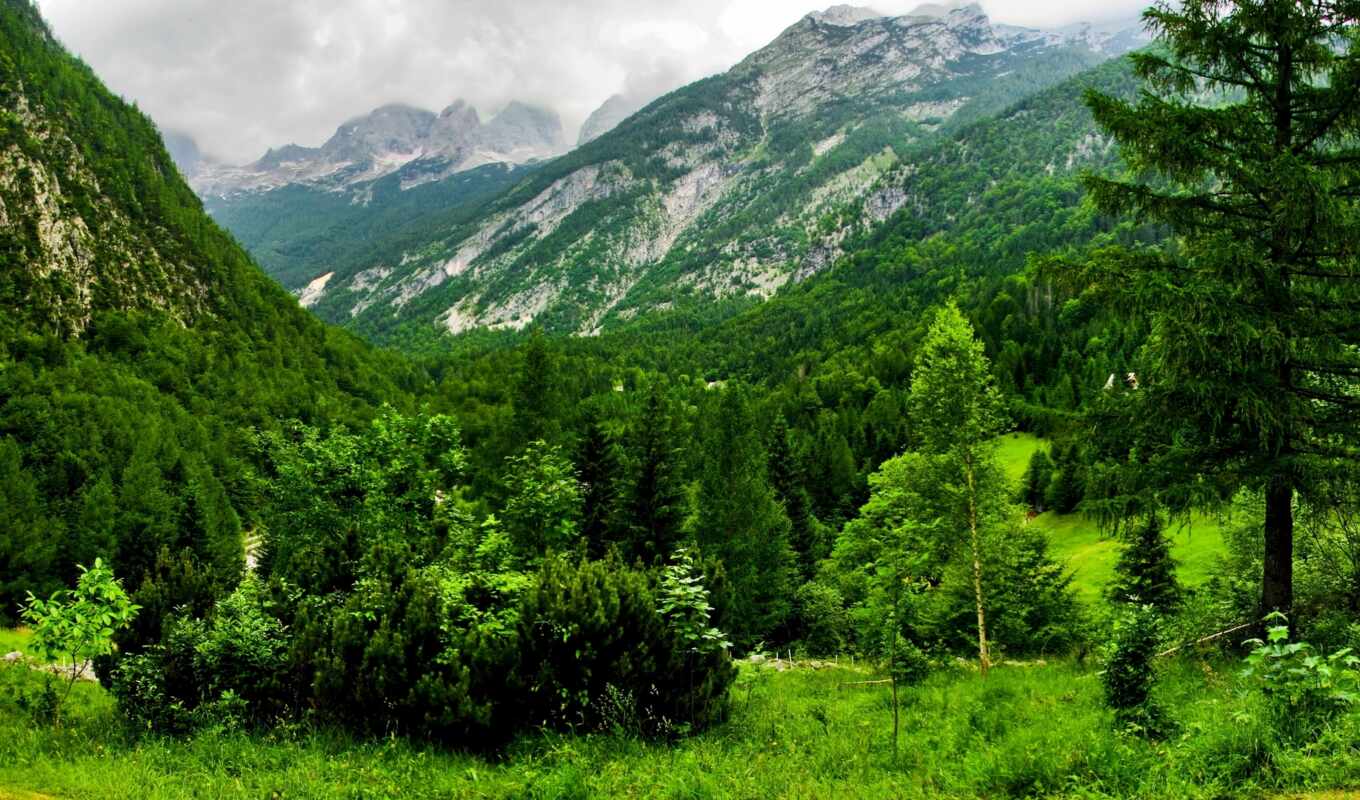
[{"left": 3, "top": 0, "right": 1360, "bottom": 797}]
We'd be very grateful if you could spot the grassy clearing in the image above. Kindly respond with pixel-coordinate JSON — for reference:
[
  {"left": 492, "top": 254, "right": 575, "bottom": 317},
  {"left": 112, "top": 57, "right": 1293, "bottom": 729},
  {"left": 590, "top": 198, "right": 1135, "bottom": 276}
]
[
  {"left": 992, "top": 432, "right": 1229, "bottom": 603},
  {"left": 996, "top": 431, "right": 1046, "bottom": 486},
  {"left": 2, "top": 655, "right": 1358, "bottom": 799},
  {"left": 1032, "top": 510, "right": 1228, "bottom": 603},
  {"left": 0, "top": 630, "right": 31, "bottom": 657}
]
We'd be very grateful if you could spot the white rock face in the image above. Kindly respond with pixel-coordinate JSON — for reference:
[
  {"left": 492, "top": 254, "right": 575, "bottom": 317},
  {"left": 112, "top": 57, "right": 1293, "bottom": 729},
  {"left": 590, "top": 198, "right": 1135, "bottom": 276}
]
[{"left": 295, "top": 271, "right": 334, "bottom": 308}]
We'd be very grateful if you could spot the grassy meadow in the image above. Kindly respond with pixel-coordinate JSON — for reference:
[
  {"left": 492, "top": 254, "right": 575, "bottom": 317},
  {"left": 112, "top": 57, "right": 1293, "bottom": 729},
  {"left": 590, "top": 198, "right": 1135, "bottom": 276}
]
[{"left": 2, "top": 648, "right": 1358, "bottom": 799}]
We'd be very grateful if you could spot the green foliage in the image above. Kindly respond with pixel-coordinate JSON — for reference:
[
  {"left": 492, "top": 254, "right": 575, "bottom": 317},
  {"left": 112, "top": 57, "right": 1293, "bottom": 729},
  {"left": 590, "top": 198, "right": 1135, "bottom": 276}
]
[
  {"left": 502, "top": 441, "right": 582, "bottom": 561},
  {"left": 693, "top": 387, "right": 797, "bottom": 647},
  {"left": 21, "top": 558, "right": 138, "bottom": 719},
  {"left": 1102, "top": 603, "right": 1167, "bottom": 737},
  {"left": 514, "top": 556, "right": 735, "bottom": 736},
  {"left": 1019, "top": 449, "right": 1054, "bottom": 514},
  {"left": 1109, "top": 514, "right": 1181, "bottom": 612},
  {"left": 110, "top": 575, "right": 290, "bottom": 732},
  {"left": 791, "top": 582, "right": 851, "bottom": 657},
  {"left": 1241, "top": 612, "right": 1360, "bottom": 744},
  {"left": 1062, "top": 0, "right": 1360, "bottom": 618},
  {"left": 658, "top": 548, "right": 731, "bottom": 654}
]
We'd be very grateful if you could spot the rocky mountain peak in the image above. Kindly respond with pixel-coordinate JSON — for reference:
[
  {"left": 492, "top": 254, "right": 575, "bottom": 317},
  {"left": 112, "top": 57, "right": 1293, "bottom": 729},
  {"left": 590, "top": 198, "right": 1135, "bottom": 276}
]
[
  {"left": 804, "top": 5, "right": 883, "bottom": 27},
  {"left": 578, "top": 93, "right": 648, "bottom": 145},
  {"left": 484, "top": 101, "right": 565, "bottom": 152},
  {"left": 187, "top": 98, "right": 566, "bottom": 198}
]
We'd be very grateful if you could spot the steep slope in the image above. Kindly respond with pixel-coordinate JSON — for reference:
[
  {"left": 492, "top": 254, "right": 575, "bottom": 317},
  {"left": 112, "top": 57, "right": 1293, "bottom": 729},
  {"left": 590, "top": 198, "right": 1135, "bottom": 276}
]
[
  {"left": 294, "top": 4, "right": 1141, "bottom": 343},
  {"left": 604, "top": 55, "right": 1142, "bottom": 383},
  {"left": 0, "top": 0, "right": 423, "bottom": 613},
  {"left": 577, "top": 93, "right": 650, "bottom": 145},
  {"left": 185, "top": 100, "right": 562, "bottom": 296}
]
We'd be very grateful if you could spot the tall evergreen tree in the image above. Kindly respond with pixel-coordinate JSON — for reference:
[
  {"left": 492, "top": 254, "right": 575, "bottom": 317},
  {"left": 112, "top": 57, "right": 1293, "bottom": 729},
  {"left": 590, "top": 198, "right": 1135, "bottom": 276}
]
[
  {"left": 1021, "top": 449, "right": 1056, "bottom": 514},
  {"left": 616, "top": 387, "right": 687, "bottom": 565},
  {"left": 768, "top": 415, "right": 820, "bottom": 579},
  {"left": 511, "top": 329, "right": 560, "bottom": 447},
  {"left": 908, "top": 304, "right": 1007, "bottom": 675},
  {"left": 694, "top": 387, "right": 796, "bottom": 647},
  {"left": 1070, "top": 0, "right": 1360, "bottom": 618},
  {"left": 576, "top": 407, "right": 624, "bottom": 558}
]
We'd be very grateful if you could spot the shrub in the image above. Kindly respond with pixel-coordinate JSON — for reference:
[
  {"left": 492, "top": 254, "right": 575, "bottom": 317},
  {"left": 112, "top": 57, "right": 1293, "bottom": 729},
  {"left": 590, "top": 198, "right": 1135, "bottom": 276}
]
[
  {"left": 1102, "top": 603, "right": 1169, "bottom": 737},
  {"left": 22, "top": 558, "right": 138, "bottom": 723},
  {"left": 514, "top": 556, "right": 735, "bottom": 737},
  {"left": 110, "top": 574, "right": 291, "bottom": 731},
  {"left": 300, "top": 566, "right": 520, "bottom": 744},
  {"left": 1241, "top": 612, "right": 1360, "bottom": 744},
  {"left": 792, "top": 582, "right": 851, "bottom": 656}
]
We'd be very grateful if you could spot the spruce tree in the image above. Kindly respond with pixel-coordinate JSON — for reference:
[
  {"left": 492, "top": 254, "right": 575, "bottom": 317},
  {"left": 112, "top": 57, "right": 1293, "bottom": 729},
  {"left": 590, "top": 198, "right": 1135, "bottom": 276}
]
[
  {"left": 768, "top": 415, "right": 820, "bottom": 579},
  {"left": 1072, "top": 0, "right": 1360, "bottom": 618},
  {"left": 1109, "top": 514, "right": 1182, "bottom": 612},
  {"left": 694, "top": 386, "right": 796, "bottom": 647},
  {"left": 511, "top": 329, "right": 560, "bottom": 447},
  {"left": 616, "top": 386, "right": 687, "bottom": 565},
  {"left": 1020, "top": 449, "right": 1055, "bottom": 514},
  {"left": 575, "top": 407, "right": 624, "bottom": 558}
]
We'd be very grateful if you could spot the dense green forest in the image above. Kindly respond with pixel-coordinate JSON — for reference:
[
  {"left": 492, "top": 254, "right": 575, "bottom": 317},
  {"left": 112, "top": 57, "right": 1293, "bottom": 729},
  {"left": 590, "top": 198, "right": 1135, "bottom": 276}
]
[{"left": 3, "top": 0, "right": 1360, "bottom": 797}]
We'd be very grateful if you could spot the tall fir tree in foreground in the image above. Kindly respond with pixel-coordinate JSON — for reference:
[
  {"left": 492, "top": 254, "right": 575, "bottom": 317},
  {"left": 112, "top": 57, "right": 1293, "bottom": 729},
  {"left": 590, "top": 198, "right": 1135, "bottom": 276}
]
[
  {"left": 694, "top": 387, "right": 796, "bottom": 648},
  {"left": 1068, "top": 0, "right": 1360, "bottom": 618},
  {"left": 908, "top": 304, "right": 1007, "bottom": 675},
  {"left": 616, "top": 386, "right": 687, "bottom": 566}
]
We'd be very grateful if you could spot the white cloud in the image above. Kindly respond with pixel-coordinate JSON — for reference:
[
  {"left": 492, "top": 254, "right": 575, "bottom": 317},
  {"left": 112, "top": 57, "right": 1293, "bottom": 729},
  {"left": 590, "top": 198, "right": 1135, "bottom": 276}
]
[{"left": 34, "top": 0, "right": 1151, "bottom": 164}]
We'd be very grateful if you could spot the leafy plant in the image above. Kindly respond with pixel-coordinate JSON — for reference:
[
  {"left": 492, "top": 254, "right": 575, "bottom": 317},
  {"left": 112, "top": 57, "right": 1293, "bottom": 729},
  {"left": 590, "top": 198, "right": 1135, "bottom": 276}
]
[
  {"left": 21, "top": 558, "right": 138, "bottom": 721},
  {"left": 659, "top": 548, "right": 731, "bottom": 654},
  {"left": 1101, "top": 603, "right": 1167, "bottom": 737},
  {"left": 1241, "top": 612, "right": 1360, "bottom": 743}
]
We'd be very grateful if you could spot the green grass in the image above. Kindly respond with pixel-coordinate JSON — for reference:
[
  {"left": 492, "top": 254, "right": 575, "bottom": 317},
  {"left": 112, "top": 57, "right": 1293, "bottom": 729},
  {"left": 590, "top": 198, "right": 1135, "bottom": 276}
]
[
  {"left": 2, "top": 656, "right": 1357, "bottom": 799},
  {"left": 996, "top": 431, "right": 1047, "bottom": 487},
  {"left": 991, "top": 433, "right": 1229, "bottom": 603},
  {"left": 1032, "top": 511, "right": 1228, "bottom": 603},
  {"left": 0, "top": 630, "right": 30, "bottom": 658}
]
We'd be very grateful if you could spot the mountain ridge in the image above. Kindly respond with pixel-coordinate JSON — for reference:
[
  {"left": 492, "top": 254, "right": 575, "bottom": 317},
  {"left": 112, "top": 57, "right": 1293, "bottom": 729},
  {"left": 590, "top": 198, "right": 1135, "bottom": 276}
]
[{"left": 282, "top": 3, "right": 1143, "bottom": 343}]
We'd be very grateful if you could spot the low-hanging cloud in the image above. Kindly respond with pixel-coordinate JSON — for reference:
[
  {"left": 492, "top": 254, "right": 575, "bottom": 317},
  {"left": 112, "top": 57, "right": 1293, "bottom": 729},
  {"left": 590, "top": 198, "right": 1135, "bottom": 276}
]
[{"left": 34, "top": 0, "right": 1151, "bottom": 164}]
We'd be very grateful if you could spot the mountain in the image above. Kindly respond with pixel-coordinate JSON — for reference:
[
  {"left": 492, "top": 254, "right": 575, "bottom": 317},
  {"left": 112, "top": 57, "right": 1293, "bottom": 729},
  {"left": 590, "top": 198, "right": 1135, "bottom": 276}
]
[
  {"left": 190, "top": 99, "right": 565, "bottom": 199},
  {"left": 578, "top": 93, "right": 651, "bottom": 146},
  {"left": 184, "top": 100, "right": 563, "bottom": 294},
  {"left": 275, "top": 3, "right": 1145, "bottom": 343},
  {"left": 0, "top": 0, "right": 422, "bottom": 607}
]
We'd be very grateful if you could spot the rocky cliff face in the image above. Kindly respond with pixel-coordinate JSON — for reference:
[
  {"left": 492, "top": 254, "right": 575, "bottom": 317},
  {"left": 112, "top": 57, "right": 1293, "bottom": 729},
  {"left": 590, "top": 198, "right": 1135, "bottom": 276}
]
[
  {"left": 219, "top": 3, "right": 1146, "bottom": 342},
  {"left": 188, "top": 99, "right": 565, "bottom": 198}
]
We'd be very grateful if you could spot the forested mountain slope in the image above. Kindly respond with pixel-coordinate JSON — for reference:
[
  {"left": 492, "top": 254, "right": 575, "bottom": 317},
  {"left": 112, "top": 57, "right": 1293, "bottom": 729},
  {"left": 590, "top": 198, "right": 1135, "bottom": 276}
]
[
  {"left": 0, "top": 0, "right": 424, "bottom": 613},
  {"left": 287, "top": 4, "right": 1141, "bottom": 343}
]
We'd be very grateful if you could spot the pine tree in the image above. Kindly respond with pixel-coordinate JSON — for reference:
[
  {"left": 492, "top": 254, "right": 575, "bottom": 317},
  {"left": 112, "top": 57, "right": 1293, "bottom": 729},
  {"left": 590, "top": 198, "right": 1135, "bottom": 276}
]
[
  {"left": 1070, "top": 0, "right": 1360, "bottom": 618},
  {"left": 1020, "top": 449, "right": 1055, "bottom": 514},
  {"left": 694, "top": 387, "right": 796, "bottom": 647},
  {"left": 511, "top": 329, "right": 560, "bottom": 447},
  {"left": 1109, "top": 514, "right": 1182, "bottom": 613},
  {"left": 768, "top": 415, "right": 819, "bottom": 579},
  {"left": 908, "top": 303, "right": 1007, "bottom": 676},
  {"left": 1046, "top": 444, "right": 1086, "bottom": 514},
  {"left": 576, "top": 407, "right": 624, "bottom": 558},
  {"left": 615, "top": 386, "right": 687, "bottom": 565}
]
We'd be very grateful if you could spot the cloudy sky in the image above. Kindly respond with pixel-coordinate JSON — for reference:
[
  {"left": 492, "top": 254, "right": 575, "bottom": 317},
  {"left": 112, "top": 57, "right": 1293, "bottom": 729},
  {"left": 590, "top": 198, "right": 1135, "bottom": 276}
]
[{"left": 35, "top": 0, "right": 1149, "bottom": 164}]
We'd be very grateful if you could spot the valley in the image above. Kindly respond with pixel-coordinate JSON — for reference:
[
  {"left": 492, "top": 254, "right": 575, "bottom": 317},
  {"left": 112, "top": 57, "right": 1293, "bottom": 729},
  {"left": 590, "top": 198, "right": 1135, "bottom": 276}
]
[{"left": 3, "top": 0, "right": 1360, "bottom": 797}]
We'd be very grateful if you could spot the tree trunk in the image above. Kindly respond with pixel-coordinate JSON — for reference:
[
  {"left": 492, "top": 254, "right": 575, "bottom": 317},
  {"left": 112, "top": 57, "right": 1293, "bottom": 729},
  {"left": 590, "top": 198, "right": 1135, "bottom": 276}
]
[
  {"left": 1261, "top": 476, "right": 1294, "bottom": 621},
  {"left": 966, "top": 462, "right": 990, "bottom": 677}
]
